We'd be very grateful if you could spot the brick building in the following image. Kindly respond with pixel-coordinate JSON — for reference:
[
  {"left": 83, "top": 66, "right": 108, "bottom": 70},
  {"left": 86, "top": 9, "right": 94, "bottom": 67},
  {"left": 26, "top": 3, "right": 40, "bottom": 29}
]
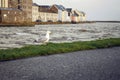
[
  {"left": 20, "top": 0, "right": 33, "bottom": 22},
  {"left": 8, "top": 0, "right": 19, "bottom": 8},
  {"left": 8, "top": 0, "right": 33, "bottom": 22},
  {"left": 0, "top": 0, "right": 33, "bottom": 23},
  {"left": 0, "top": 8, "right": 24, "bottom": 23}
]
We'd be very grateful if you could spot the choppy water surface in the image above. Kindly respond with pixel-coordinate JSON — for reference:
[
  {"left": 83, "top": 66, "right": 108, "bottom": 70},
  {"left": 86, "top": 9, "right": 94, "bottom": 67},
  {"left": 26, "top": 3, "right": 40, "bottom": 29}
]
[{"left": 0, "top": 23, "right": 120, "bottom": 49}]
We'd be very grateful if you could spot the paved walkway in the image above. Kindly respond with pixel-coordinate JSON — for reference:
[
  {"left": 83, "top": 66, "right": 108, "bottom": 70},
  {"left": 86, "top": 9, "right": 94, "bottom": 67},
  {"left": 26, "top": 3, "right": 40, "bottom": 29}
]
[{"left": 0, "top": 47, "right": 120, "bottom": 80}]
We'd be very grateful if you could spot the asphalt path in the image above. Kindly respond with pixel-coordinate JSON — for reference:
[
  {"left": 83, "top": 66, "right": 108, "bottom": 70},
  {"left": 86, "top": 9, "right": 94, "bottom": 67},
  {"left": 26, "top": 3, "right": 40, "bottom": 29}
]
[{"left": 0, "top": 47, "right": 120, "bottom": 80}]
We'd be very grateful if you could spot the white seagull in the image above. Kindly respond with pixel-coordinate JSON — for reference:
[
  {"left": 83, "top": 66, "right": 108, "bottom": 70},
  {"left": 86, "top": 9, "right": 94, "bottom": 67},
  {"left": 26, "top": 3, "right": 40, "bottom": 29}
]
[{"left": 34, "top": 31, "right": 51, "bottom": 44}]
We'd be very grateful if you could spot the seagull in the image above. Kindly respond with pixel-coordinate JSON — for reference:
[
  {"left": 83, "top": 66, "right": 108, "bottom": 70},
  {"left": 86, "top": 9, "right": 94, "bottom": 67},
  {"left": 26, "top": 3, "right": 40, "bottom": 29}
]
[{"left": 34, "top": 31, "right": 51, "bottom": 44}]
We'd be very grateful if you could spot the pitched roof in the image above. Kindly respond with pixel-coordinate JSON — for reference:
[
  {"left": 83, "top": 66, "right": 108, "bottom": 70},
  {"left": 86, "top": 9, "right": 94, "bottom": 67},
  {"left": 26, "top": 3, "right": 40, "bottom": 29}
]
[
  {"left": 32, "top": 3, "right": 39, "bottom": 6},
  {"left": 39, "top": 5, "right": 50, "bottom": 8},
  {"left": 76, "top": 10, "right": 86, "bottom": 16},
  {"left": 54, "top": 4, "right": 66, "bottom": 11},
  {"left": 66, "top": 8, "right": 72, "bottom": 12},
  {"left": 80, "top": 11, "right": 86, "bottom": 16},
  {"left": 73, "top": 11, "right": 79, "bottom": 16},
  {"left": 39, "top": 5, "right": 50, "bottom": 12},
  {"left": 38, "top": 5, "right": 57, "bottom": 13}
]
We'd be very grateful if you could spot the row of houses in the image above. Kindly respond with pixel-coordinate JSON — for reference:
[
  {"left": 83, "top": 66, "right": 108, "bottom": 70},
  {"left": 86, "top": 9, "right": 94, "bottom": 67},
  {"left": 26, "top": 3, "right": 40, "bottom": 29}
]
[
  {"left": 0, "top": 0, "right": 86, "bottom": 23},
  {"left": 32, "top": 3, "right": 86, "bottom": 22}
]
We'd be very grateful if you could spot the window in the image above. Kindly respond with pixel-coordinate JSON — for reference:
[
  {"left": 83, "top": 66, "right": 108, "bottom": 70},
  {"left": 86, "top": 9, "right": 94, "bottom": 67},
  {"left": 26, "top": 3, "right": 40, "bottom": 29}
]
[
  {"left": 15, "top": 17, "right": 17, "bottom": 21},
  {"left": 68, "top": 13, "right": 70, "bottom": 16},
  {"left": 3, "top": 14, "right": 7, "bottom": 17}
]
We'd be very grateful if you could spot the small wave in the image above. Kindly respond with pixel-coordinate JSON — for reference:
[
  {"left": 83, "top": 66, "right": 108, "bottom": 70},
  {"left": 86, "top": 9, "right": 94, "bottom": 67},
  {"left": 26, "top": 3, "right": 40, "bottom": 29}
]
[{"left": 15, "top": 33, "right": 30, "bottom": 35}]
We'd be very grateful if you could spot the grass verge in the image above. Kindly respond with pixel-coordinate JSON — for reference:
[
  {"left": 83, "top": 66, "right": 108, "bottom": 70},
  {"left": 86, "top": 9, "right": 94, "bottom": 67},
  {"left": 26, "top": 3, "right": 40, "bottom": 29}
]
[{"left": 0, "top": 38, "right": 120, "bottom": 61}]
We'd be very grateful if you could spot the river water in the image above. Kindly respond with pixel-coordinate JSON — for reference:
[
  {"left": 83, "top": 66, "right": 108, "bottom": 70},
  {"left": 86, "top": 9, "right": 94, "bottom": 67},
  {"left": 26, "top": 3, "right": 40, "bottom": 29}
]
[{"left": 0, "top": 22, "right": 120, "bottom": 49}]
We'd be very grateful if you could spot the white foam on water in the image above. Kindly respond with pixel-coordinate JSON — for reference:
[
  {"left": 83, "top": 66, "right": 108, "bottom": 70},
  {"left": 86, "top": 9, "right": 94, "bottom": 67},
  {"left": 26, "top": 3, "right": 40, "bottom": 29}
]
[{"left": 0, "top": 23, "right": 120, "bottom": 49}]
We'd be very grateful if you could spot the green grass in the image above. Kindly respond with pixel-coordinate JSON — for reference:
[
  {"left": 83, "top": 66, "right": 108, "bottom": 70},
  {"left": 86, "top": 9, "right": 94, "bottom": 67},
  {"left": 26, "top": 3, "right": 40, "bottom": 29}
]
[{"left": 0, "top": 38, "right": 120, "bottom": 61}]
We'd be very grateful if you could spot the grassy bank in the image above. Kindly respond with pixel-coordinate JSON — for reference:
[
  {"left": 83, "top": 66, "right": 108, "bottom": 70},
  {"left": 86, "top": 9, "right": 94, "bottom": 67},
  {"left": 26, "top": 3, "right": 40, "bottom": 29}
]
[
  {"left": 0, "top": 38, "right": 120, "bottom": 61},
  {"left": 0, "top": 21, "right": 95, "bottom": 27}
]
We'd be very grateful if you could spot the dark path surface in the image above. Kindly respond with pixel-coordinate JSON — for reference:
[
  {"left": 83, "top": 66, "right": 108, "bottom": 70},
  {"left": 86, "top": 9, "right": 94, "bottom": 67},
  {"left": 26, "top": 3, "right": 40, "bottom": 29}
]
[{"left": 0, "top": 47, "right": 120, "bottom": 80}]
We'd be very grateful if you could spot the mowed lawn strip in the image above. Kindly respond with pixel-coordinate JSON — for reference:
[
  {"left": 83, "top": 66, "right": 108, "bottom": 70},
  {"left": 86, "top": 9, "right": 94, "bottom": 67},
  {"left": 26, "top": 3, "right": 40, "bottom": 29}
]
[{"left": 0, "top": 38, "right": 120, "bottom": 61}]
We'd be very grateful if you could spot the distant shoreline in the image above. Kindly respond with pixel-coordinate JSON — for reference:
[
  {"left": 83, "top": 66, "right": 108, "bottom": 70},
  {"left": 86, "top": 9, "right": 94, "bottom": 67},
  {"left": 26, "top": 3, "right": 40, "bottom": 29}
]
[
  {"left": 1, "top": 21, "right": 120, "bottom": 27},
  {"left": 95, "top": 21, "right": 120, "bottom": 23}
]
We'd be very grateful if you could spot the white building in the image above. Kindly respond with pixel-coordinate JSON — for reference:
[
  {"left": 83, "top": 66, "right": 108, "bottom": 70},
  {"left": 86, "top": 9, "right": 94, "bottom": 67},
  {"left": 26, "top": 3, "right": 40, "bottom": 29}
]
[
  {"left": 32, "top": 4, "right": 86, "bottom": 23},
  {"left": 39, "top": 5, "right": 58, "bottom": 22},
  {"left": 32, "top": 3, "right": 39, "bottom": 22},
  {"left": 71, "top": 10, "right": 86, "bottom": 22},
  {"left": 32, "top": 4, "right": 58, "bottom": 22},
  {"left": 39, "top": 12, "right": 58, "bottom": 22},
  {"left": 66, "top": 8, "right": 73, "bottom": 22},
  {"left": 74, "top": 10, "right": 86, "bottom": 22},
  {"left": 50, "top": 4, "right": 70, "bottom": 22}
]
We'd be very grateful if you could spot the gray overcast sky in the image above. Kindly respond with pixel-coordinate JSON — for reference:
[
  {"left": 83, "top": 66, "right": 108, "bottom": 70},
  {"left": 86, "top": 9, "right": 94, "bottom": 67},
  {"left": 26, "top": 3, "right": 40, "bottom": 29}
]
[{"left": 33, "top": 0, "right": 120, "bottom": 21}]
